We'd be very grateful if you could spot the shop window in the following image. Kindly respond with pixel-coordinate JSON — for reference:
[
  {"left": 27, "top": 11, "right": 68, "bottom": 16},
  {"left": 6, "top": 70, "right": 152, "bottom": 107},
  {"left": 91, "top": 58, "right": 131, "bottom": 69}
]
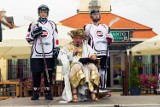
[
  {"left": 8, "top": 59, "right": 32, "bottom": 80},
  {"left": 8, "top": 59, "right": 60, "bottom": 80}
]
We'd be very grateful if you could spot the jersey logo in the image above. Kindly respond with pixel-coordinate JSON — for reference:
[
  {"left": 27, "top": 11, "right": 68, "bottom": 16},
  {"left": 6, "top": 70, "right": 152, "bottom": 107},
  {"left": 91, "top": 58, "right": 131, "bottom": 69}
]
[
  {"left": 43, "top": 42, "right": 50, "bottom": 46},
  {"left": 96, "top": 31, "right": 103, "bottom": 37},
  {"left": 41, "top": 30, "right": 48, "bottom": 38}
]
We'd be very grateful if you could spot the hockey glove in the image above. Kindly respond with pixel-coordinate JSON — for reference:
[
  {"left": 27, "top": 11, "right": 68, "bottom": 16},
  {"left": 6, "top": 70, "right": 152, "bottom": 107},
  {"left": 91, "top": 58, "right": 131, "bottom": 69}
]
[
  {"left": 106, "top": 37, "right": 112, "bottom": 45},
  {"left": 106, "top": 34, "right": 113, "bottom": 45},
  {"left": 31, "top": 27, "right": 42, "bottom": 39},
  {"left": 53, "top": 47, "right": 60, "bottom": 59}
]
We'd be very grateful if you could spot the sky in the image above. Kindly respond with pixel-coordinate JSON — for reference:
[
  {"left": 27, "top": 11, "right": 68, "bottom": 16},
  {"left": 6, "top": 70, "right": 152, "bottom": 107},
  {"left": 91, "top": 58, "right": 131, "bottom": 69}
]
[{"left": 0, "top": 0, "right": 160, "bottom": 34}]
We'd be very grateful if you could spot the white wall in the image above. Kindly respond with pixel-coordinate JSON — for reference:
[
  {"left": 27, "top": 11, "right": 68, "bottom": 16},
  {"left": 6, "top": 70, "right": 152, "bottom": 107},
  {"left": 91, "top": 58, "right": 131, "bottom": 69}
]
[{"left": 0, "top": 58, "right": 8, "bottom": 81}]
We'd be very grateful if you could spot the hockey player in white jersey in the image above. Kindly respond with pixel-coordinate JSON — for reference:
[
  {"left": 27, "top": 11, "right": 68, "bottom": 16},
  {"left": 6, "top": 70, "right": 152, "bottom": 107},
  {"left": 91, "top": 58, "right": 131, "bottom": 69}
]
[
  {"left": 84, "top": 9, "right": 113, "bottom": 89},
  {"left": 26, "top": 4, "right": 59, "bottom": 100}
]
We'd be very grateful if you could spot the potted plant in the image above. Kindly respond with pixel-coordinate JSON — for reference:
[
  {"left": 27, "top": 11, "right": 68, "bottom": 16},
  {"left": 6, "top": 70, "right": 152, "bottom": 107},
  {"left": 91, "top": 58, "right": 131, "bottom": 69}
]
[{"left": 129, "top": 60, "right": 141, "bottom": 95}]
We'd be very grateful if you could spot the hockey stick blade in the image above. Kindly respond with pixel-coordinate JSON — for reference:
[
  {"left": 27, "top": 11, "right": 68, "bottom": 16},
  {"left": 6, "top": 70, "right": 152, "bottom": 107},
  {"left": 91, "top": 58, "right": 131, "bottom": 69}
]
[
  {"left": 108, "top": 17, "right": 120, "bottom": 27},
  {"left": 24, "top": 16, "right": 38, "bottom": 24}
]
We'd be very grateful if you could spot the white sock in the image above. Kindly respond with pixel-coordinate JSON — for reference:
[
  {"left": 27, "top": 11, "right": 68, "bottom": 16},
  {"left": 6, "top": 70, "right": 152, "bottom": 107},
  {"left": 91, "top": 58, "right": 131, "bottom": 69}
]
[{"left": 99, "top": 69, "right": 106, "bottom": 88}]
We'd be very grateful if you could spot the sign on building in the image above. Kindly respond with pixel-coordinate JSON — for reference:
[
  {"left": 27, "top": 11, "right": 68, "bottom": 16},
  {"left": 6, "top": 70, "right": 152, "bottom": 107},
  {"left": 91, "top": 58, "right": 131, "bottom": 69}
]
[{"left": 111, "top": 31, "right": 129, "bottom": 41}]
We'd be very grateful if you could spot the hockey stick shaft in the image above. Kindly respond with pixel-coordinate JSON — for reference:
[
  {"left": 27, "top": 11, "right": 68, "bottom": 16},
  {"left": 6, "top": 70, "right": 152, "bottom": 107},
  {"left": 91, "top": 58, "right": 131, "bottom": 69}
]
[{"left": 39, "top": 37, "right": 51, "bottom": 85}]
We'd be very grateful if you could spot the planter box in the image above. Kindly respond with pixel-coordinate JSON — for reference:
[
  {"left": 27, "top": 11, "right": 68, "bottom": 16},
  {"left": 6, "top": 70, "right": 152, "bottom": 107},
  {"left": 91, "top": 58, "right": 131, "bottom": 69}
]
[{"left": 129, "top": 87, "right": 141, "bottom": 95}]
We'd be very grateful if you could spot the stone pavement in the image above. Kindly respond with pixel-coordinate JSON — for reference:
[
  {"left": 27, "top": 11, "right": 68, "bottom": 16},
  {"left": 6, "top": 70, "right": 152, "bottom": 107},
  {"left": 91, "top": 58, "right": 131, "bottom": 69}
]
[{"left": 0, "top": 92, "right": 160, "bottom": 107}]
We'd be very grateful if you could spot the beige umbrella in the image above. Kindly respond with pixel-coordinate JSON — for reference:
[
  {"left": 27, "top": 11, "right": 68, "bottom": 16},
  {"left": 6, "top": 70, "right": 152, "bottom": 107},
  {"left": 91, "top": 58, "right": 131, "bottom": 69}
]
[
  {"left": 0, "top": 40, "right": 31, "bottom": 59},
  {"left": 0, "top": 25, "right": 73, "bottom": 59},
  {"left": 57, "top": 24, "right": 72, "bottom": 46},
  {"left": 131, "top": 34, "right": 160, "bottom": 55},
  {"left": 0, "top": 26, "right": 31, "bottom": 59}
]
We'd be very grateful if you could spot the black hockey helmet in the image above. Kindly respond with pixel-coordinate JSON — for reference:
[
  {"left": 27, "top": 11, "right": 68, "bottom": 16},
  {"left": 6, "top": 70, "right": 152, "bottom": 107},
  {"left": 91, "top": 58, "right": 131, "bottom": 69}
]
[{"left": 38, "top": 4, "right": 49, "bottom": 14}]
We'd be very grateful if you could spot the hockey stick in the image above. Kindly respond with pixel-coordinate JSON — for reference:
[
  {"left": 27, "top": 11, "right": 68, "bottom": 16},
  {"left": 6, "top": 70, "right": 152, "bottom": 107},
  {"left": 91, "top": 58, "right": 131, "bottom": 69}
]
[
  {"left": 24, "top": 16, "right": 51, "bottom": 86},
  {"left": 24, "top": 16, "right": 38, "bottom": 24},
  {"left": 39, "top": 36, "right": 51, "bottom": 86},
  {"left": 104, "top": 17, "right": 120, "bottom": 89}
]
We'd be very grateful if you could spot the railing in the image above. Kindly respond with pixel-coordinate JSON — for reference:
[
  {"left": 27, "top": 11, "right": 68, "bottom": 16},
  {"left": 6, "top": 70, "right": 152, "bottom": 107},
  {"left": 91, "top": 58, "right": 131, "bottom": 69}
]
[
  {"left": 19, "top": 81, "right": 64, "bottom": 97},
  {"left": 19, "top": 66, "right": 64, "bottom": 97},
  {"left": 0, "top": 81, "right": 19, "bottom": 98},
  {"left": 137, "top": 64, "right": 160, "bottom": 75}
]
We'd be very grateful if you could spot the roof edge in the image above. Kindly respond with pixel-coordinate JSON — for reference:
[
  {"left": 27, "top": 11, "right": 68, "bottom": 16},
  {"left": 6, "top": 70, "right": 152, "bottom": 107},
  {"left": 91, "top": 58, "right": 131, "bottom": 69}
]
[{"left": 108, "top": 13, "right": 152, "bottom": 30}]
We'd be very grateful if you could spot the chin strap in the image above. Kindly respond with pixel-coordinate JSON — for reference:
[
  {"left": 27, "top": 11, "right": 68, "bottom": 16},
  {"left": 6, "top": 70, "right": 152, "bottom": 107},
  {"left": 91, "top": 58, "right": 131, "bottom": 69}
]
[{"left": 38, "top": 18, "right": 47, "bottom": 23}]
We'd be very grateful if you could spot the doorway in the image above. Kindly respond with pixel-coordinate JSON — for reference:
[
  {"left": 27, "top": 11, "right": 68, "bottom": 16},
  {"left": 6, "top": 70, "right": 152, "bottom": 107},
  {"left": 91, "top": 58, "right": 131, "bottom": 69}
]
[{"left": 110, "top": 52, "right": 125, "bottom": 87}]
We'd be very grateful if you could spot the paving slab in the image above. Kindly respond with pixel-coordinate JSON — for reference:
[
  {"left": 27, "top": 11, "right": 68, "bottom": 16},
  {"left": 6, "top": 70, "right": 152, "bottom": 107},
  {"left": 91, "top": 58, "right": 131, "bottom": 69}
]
[{"left": 0, "top": 95, "right": 160, "bottom": 107}]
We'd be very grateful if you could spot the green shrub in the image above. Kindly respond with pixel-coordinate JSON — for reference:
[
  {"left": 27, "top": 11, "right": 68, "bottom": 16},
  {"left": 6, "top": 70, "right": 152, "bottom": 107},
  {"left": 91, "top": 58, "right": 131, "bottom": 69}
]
[{"left": 129, "top": 60, "right": 140, "bottom": 87}]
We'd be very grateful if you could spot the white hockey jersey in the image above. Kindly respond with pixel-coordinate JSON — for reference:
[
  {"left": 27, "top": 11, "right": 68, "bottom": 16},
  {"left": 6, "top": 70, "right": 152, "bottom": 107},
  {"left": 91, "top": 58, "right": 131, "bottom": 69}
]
[
  {"left": 84, "top": 23, "right": 110, "bottom": 56},
  {"left": 26, "top": 20, "right": 59, "bottom": 58}
]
